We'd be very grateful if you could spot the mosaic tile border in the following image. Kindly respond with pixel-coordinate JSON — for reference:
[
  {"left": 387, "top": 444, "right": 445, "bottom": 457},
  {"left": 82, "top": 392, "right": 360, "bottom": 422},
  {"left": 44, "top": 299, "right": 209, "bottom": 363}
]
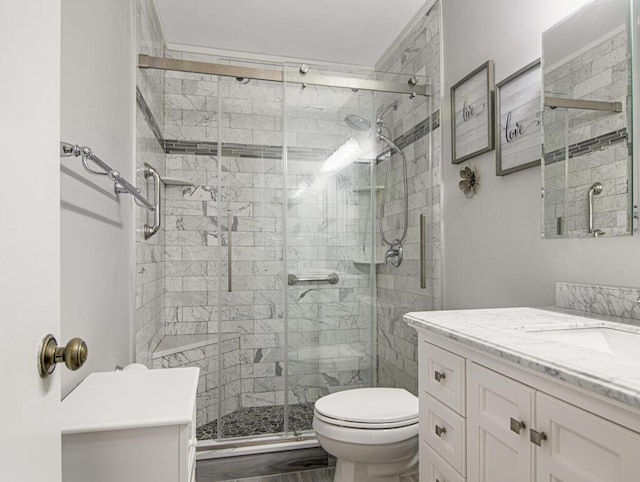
[
  {"left": 395, "top": 109, "right": 440, "bottom": 151},
  {"left": 544, "top": 128, "right": 628, "bottom": 165},
  {"left": 165, "top": 109, "right": 440, "bottom": 161},
  {"left": 164, "top": 139, "right": 333, "bottom": 161},
  {"left": 137, "top": 88, "right": 439, "bottom": 161},
  {"left": 136, "top": 87, "right": 164, "bottom": 149}
]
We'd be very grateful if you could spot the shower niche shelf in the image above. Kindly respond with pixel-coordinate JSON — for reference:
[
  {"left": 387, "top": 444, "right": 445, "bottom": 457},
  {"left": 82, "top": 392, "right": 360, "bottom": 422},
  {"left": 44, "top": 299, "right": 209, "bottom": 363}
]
[
  {"left": 353, "top": 186, "right": 385, "bottom": 194},
  {"left": 352, "top": 259, "right": 385, "bottom": 266},
  {"left": 162, "top": 177, "right": 195, "bottom": 186}
]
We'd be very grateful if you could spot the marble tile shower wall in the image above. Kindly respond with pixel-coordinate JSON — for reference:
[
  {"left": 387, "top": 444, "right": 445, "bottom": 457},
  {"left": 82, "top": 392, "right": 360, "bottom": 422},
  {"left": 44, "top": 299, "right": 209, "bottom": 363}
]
[
  {"left": 161, "top": 52, "right": 375, "bottom": 426},
  {"left": 284, "top": 74, "right": 375, "bottom": 407},
  {"left": 375, "top": 1, "right": 442, "bottom": 395},
  {"left": 135, "top": 0, "right": 166, "bottom": 368},
  {"left": 543, "top": 27, "right": 632, "bottom": 237}
]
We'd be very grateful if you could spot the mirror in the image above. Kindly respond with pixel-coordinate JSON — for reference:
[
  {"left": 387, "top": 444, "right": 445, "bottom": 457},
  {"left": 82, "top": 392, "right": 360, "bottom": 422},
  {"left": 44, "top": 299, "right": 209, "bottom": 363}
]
[{"left": 541, "top": 0, "right": 634, "bottom": 238}]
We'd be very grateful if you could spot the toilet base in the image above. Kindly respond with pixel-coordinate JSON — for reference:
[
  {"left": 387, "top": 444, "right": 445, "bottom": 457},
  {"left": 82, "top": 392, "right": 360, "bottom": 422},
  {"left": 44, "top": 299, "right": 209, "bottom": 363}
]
[
  {"left": 317, "top": 433, "right": 418, "bottom": 482},
  {"left": 334, "top": 459, "right": 418, "bottom": 482}
]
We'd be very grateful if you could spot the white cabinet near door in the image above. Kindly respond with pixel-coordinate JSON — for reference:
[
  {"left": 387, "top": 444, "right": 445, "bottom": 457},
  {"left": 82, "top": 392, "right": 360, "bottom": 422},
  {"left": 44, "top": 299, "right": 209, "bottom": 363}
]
[
  {"left": 536, "top": 392, "right": 640, "bottom": 482},
  {"left": 467, "top": 363, "right": 533, "bottom": 482},
  {"left": 61, "top": 367, "right": 199, "bottom": 482}
]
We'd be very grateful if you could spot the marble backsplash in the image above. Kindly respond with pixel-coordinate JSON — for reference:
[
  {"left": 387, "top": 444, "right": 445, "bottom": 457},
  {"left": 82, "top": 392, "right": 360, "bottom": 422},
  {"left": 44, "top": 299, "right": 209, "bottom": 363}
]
[{"left": 556, "top": 282, "right": 640, "bottom": 320}]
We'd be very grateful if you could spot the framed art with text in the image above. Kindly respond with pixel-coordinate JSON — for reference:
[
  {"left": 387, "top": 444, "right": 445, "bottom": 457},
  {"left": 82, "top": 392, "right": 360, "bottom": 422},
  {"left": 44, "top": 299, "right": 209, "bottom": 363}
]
[
  {"left": 451, "top": 60, "right": 495, "bottom": 164},
  {"left": 496, "top": 59, "right": 542, "bottom": 175}
]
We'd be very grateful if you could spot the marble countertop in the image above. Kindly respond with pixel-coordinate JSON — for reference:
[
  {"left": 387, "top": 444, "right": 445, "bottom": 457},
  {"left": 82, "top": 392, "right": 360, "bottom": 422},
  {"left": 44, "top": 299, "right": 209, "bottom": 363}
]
[{"left": 405, "top": 307, "right": 640, "bottom": 410}]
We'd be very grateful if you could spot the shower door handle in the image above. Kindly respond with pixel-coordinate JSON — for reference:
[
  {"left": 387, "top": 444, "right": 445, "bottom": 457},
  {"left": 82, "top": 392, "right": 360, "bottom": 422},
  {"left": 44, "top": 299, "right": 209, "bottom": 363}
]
[
  {"left": 420, "top": 214, "right": 427, "bottom": 289},
  {"left": 227, "top": 210, "right": 232, "bottom": 292}
]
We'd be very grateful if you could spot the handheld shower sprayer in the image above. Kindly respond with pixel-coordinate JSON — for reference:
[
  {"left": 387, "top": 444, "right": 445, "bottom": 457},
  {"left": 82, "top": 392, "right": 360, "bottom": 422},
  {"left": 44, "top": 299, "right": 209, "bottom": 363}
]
[{"left": 344, "top": 99, "right": 407, "bottom": 266}]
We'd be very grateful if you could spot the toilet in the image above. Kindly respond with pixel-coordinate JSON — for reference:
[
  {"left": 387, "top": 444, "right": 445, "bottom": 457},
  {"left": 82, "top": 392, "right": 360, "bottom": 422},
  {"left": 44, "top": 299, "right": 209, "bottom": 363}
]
[{"left": 313, "top": 387, "right": 419, "bottom": 482}]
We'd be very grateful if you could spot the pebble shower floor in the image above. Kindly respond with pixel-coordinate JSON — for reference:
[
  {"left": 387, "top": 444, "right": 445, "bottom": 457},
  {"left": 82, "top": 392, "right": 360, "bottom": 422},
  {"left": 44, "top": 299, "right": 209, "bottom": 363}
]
[{"left": 196, "top": 403, "right": 315, "bottom": 440}]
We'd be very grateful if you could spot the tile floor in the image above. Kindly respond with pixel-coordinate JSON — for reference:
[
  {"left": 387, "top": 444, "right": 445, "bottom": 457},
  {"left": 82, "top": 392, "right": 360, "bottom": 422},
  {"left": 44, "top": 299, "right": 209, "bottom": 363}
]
[
  {"left": 196, "top": 447, "right": 331, "bottom": 481},
  {"left": 214, "top": 468, "right": 419, "bottom": 482},
  {"left": 215, "top": 467, "right": 335, "bottom": 482},
  {"left": 196, "top": 447, "right": 418, "bottom": 482}
]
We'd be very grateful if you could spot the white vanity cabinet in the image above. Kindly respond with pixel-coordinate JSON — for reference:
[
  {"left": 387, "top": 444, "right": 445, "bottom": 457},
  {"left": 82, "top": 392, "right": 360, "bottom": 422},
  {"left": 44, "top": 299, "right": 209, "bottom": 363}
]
[
  {"left": 61, "top": 367, "right": 199, "bottom": 482},
  {"left": 467, "top": 362, "right": 533, "bottom": 482},
  {"left": 418, "top": 333, "right": 640, "bottom": 482}
]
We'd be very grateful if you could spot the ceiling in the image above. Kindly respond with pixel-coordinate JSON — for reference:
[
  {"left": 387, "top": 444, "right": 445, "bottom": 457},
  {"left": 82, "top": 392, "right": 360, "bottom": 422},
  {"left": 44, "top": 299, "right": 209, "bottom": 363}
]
[{"left": 154, "top": 0, "right": 428, "bottom": 67}]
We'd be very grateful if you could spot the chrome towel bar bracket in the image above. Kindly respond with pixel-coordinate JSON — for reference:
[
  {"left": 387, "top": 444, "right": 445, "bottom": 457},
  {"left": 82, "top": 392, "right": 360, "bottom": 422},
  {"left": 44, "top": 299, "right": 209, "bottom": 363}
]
[
  {"left": 60, "top": 142, "right": 161, "bottom": 239},
  {"left": 60, "top": 142, "right": 155, "bottom": 210},
  {"left": 287, "top": 273, "right": 339, "bottom": 286}
]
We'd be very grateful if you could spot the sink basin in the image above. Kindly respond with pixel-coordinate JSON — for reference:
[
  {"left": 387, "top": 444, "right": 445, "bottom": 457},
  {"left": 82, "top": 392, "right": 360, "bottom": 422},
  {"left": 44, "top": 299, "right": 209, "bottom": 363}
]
[{"left": 526, "top": 326, "right": 640, "bottom": 364}]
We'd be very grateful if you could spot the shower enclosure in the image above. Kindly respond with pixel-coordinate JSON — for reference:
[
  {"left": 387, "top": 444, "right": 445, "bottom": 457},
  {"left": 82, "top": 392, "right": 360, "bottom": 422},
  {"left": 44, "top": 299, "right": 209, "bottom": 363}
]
[{"left": 135, "top": 52, "right": 430, "bottom": 446}]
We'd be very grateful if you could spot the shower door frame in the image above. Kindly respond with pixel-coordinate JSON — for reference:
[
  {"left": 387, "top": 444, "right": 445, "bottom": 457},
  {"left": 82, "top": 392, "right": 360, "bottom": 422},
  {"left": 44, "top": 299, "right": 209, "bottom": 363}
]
[{"left": 139, "top": 54, "right": 428, "bottom": 96}]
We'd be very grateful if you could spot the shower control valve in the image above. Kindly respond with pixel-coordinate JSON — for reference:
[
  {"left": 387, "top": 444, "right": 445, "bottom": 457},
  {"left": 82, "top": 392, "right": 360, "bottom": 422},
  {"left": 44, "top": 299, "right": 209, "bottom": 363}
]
[{"left": 384, "top": 240, "right": 403, "bottom": 267}]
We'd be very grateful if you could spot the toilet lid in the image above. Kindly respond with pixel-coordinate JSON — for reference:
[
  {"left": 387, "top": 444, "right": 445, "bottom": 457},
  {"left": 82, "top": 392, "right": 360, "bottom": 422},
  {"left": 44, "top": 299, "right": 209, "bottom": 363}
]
[{"left": 314, "top": 388, "right": 418, "bottom": 424}]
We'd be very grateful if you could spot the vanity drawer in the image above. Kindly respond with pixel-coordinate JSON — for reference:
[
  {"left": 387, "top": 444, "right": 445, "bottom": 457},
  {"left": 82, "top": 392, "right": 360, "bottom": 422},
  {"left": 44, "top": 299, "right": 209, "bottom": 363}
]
[
  {"left": 420, "top": 341, "right": 466, "bottom": 415},
  {"left": 421, "top": 394, "right": 466, "bottom": 477},
  {"left": 421, "top": 442, "right": 465, "bottom": 482}
]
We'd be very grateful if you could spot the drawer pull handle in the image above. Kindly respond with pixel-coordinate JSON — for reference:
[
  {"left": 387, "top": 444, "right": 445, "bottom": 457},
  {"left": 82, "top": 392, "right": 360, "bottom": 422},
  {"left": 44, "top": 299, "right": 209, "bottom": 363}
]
[
  {"left": 530, "top": 428, "right": 547, "bottom": 446},
  {"left": 435, "top": 425, "right": 447, "bottom": 437},
  {"left": 434, "top": 370, "right": 446, "bottom": 382},
  {"left": 510, "top": 417, "right": 526, "bottom": 435}
]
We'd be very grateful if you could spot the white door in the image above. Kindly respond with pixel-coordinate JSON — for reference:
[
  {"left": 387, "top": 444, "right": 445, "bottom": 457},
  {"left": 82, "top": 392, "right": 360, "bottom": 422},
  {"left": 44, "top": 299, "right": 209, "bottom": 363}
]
[
  {"left": 467, "top": 363, "right": 534, "bottom": 482},
  {"left": 0, "top": 2, "right": 62, "bottom": 482}
]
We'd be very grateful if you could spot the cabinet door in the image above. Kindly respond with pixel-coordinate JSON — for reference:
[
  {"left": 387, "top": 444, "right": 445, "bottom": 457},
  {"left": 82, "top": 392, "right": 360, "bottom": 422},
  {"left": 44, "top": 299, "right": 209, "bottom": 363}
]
[
  {"left": 536, "top": 393, "right": 640, "bottom": 482},
  {"left": 467, "top": 363, "right": 534, "bottom": 482}
]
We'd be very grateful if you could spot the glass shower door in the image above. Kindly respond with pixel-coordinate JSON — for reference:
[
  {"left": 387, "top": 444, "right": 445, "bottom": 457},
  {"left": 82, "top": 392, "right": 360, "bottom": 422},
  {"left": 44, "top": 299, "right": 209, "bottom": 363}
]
[
  {"left": 283, "top": 70, "right": 377, "bottom": 433},
  {"left": 216, "top": 70, "right": 287, "bottom": 439}
]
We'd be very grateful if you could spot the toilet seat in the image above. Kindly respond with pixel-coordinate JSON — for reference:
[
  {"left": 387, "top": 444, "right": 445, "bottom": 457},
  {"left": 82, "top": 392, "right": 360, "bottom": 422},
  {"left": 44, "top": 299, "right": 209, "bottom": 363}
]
[
  {"left": 314, "top": 388, "right": 419, "bottom": 426},
  {"left": 314, "top": 410, "right": 418, "bottom": 429},
  {"left": 313, "top": 414, "right": 419, "bottom": 445}
]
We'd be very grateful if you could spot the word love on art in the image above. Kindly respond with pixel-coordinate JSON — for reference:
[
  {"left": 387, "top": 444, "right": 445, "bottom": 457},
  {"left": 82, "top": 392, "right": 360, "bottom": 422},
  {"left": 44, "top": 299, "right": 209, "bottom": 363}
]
[
  {"left": 502, "top": 111, "right": 540, "bottom": 143},
  {"left": 462, "top": 98, "right": 486, "bottom": 121}
]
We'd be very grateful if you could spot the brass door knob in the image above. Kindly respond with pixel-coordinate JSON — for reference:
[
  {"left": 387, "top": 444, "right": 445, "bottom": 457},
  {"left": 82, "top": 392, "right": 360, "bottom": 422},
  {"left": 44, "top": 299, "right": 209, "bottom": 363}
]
[{"left": 38, "top": 334, "right": 88, "bottom": 378}]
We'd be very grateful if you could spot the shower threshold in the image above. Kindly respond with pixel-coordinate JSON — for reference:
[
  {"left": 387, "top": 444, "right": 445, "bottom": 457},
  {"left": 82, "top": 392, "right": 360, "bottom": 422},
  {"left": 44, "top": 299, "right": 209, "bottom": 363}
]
[{"left": 197, "top": 431, "right": 319, "bottom": 460}]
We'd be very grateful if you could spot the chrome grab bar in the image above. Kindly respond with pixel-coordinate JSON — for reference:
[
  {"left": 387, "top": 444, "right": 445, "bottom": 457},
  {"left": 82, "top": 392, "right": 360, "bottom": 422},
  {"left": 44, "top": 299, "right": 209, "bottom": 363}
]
[
  {"left": 60, "top": 142, "right": 155, "bottom": 211},
  {"left": 287, "top": 273, "right": 339, "bottom": 286},
  {"left": 143, "top": 164, "right": 161, "bottom": 239}
]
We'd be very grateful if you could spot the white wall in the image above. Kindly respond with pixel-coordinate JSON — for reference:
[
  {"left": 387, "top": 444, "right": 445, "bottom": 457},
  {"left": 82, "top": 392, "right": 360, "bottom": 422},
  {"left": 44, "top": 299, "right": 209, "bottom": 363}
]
[
  {"left": 60, "top": 0, "right": 135, "bottom": 395},
  {"left": 441, "top": 0, "right": 640, "bottom": 309}
]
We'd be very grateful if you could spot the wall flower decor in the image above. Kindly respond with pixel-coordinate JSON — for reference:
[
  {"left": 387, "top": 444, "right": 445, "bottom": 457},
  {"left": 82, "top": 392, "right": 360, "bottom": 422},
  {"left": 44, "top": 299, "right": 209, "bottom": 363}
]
[{"left": 458, "top": 164, "right": 479, "bottom": 198}]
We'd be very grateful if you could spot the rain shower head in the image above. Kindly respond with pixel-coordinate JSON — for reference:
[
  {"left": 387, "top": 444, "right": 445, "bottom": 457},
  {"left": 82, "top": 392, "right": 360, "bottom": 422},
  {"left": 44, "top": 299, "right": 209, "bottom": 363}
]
[
  {"left": 344, "top": 114, "right": 403, "bottom": 154},
  {"left": 344, "top": 114, "right": 371, "bottom": 132},
  {"left": 345, "top": 101, "right": 399, "bottom": 133}
]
